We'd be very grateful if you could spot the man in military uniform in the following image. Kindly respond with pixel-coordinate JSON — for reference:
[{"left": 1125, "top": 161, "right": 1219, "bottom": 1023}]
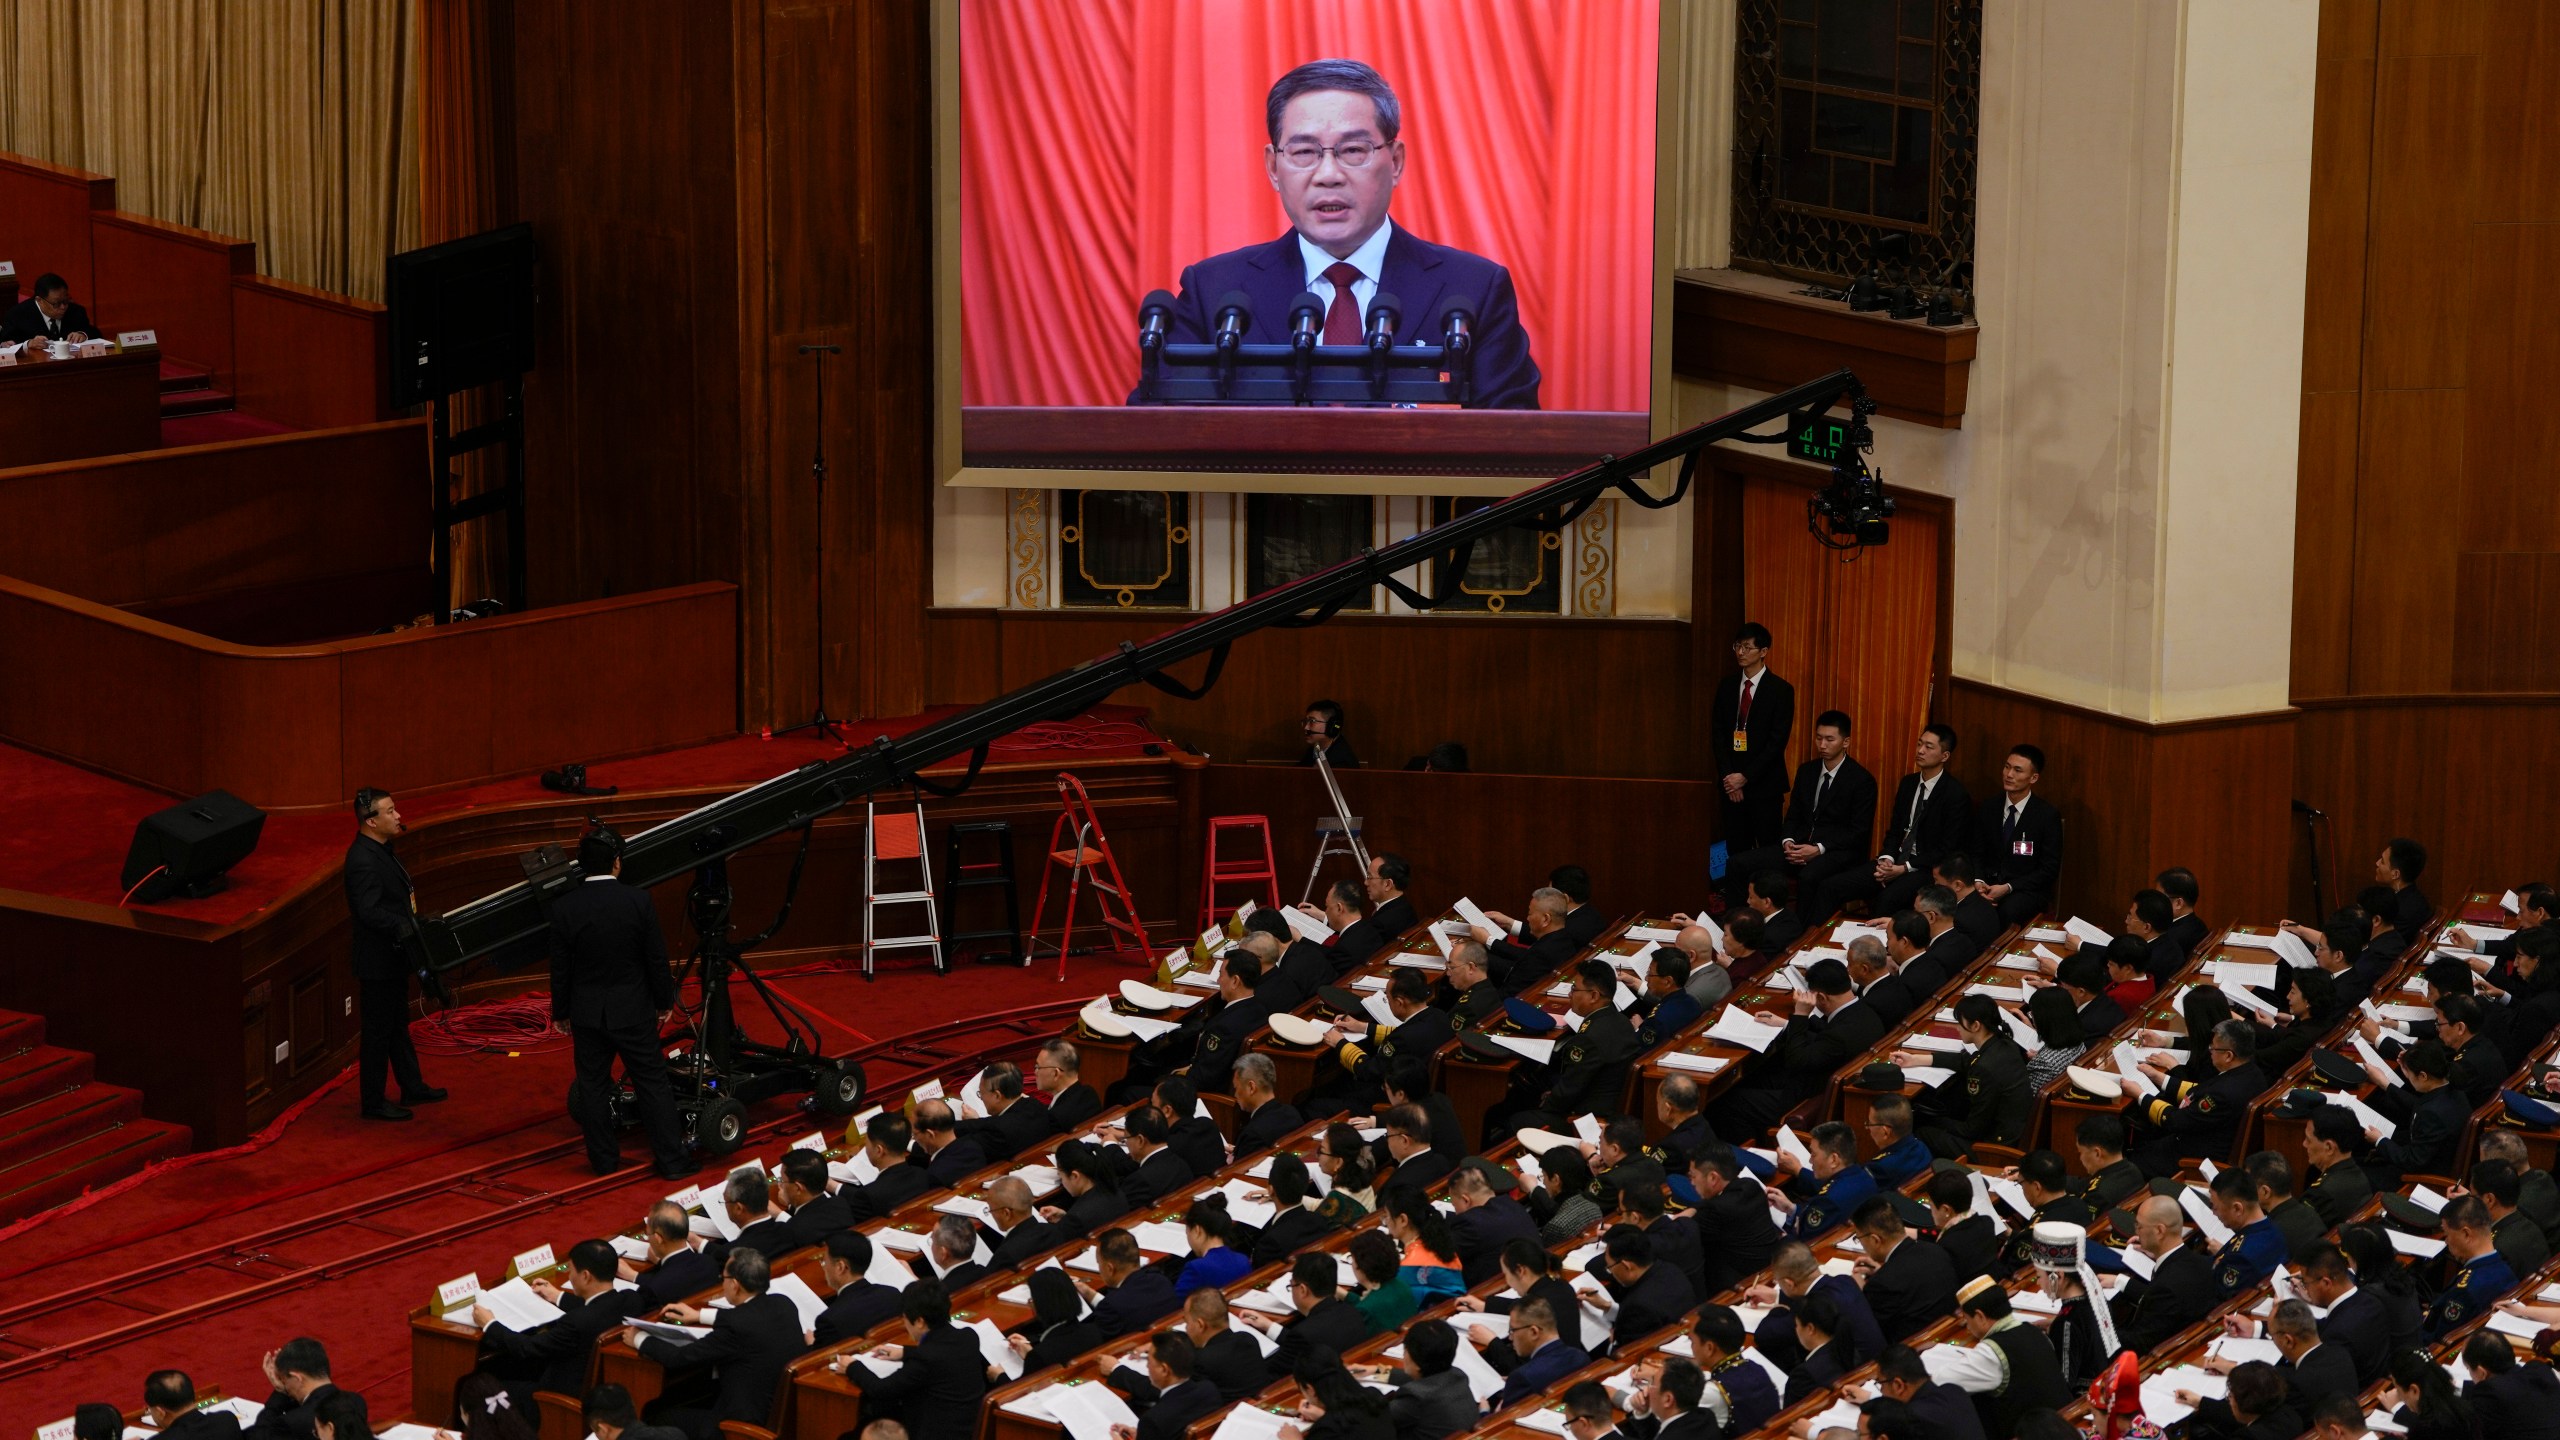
[
  {"left": 1903, "top": 994, "right": 2030, "bottom": 1157},
  {"left": 2298, "top": 1105, "right": 2375, "bottom": 1225},
  {"left": 2129, "top": 1018, "right": 2268, "bottom": 1177},
  {"left": 2197, "top": 1167, "right": 2289, "bottom": 1297},
  {"left": 1862, "top": 1094, "right": 1933, "bottom": 1188},
  {"left": 1686, "top": 1306, "right": 1782, "bottom": 1436},
  {"left": 1497, "top": 959, "right": 1640, "bottom": 1134},
  {"left": 2071, "top": 1113, "right": 2149, "bottom": 1212},
  {"left": 1439, "top": 941, "right": 1506, "bottom": 1030},
  {"left": 1635, "top": 948, "right": 1703, "bottom": 1047},
  {"left": 1315, "top": 966, "right": 1451, "bottom": 1113},
  {"left": 2244, "top": 1150, "right": 2330, "bottom": 1259},
  {"left": 1768, "top": 1121, "right": 1878, "bottom": 1239},
  {"left": 1180, "top": 949, "right": 1270, "bottom": 1096},
  {"left": 1647, "top": 1074, "right": 1714, "bottom": 1197},
  {"left": 2428, "top": 1195, "right": 2518, "bottom": 1337},
  {"left": 1996, "top": 1150, "right": 2093, "bottom": 1271}
]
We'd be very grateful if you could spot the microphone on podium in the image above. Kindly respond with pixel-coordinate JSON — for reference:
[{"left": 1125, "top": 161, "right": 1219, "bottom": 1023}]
[
  {"left": 1137, "top": 289, "right": 1175, "bottom": 355},
  {"left": 1212, "top": 291, "right": 1253, "bottom": 355},
  {"left": 1363, "top": 292, "right": 1402, "bottom": 354},
  {"left": 1439, "top": 296, "right": 1478, "bottom": 403},
  {"left": 1287, "top": 291, "right": 1324, "bottom": 353}
]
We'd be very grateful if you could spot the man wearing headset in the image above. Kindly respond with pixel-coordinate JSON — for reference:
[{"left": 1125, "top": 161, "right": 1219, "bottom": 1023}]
[
  {"left": 1298, "top": 699, "right": 1360, "bottom": 769},
  {"left": 345, "top": 787, "right": 447, "bottom": 1121},
  {"left": 549, "top": 826, "right": 692, "bottom": 1178}
]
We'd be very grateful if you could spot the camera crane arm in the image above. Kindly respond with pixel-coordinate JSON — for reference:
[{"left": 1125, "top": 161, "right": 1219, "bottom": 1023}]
[{"left": 409, "top": 369, "right": 1870, "bottom": 973}]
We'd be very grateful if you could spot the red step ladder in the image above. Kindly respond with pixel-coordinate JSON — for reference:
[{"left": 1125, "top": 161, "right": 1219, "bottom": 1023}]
[
  {"left": 1199, "top": 815, "right": 1279, "bottom": 932},
  {"left": 1026, "top": 773, "right": 1153, "bottom": 980}
]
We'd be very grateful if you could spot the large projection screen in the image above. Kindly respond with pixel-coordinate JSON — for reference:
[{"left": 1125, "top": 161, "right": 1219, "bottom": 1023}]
[{"left": 934, "top": 0, "right": 1680, "bottom": 496}]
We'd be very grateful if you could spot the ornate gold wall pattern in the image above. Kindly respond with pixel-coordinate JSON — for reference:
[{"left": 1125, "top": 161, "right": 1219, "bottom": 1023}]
[
  {"left": 1007, "top": 487, "right": 1047, "bottom": 608},
  {"left": 1575, "top": 500, "right": 1616, "bottom": 617}
]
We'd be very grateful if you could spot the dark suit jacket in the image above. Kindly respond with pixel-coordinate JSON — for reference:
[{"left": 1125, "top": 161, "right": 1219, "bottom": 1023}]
[
  {"left": 2115, "top": 1241, "right": 2216, "bottom": 1352},
  {"left": 1710, "top": 669, "right": 1796, "bottom": 795},
  {"left": 1, "top": 296, "right": 95, "bottom": 343},
  {"left": 1937, "top": 1213, "right": 2000, "bottom": 1285},
  {"left": 250, "top": 1383, "right": 341, "bottom": 1440},
  {"left": 1780, "top": 757, "right": 1880, "bottom": 858},
  {"left": 1167, "top": 1115, "right": 1229, "bottom": 1176},
  {"left": 1695, "top": 1175, "right": 1784, "bottom": 1292},
  {"left": 1562, "top": 903, "right": 1610, "bottom": 949},
  {"left": 813, "top": 1277, "right": 904, "bottom": 1346},
  {"left": 958, "top": 1096, "right": 1057, "bottom": 1161},
  {"left": 635, "top": 1290, "right": 804, "bottom": 1426},
  {"left": 1879, "top": 770, "right": 1974, "bottom": 870},
  {"left": 1492, "top": 1338, "right": 1592, "bottom": 1408},
  {"left": 1046, "top": 1082, "right": 1104, "bottom": 1133},
  {"left": 635, "top": 1245, "right": 722, "bottom": 1307},
  {"left": 729, "top": 1215, "right": 798, "bottom": 1263},
  {"left": 1253, "top": 1203, "right": 1341, "bottom": 1266},
  {"left": 1604, "top": 1262, "right": 1697, "bottom": 1342},
  {"left": 1236, "top": 1098, "right": 1303, "bottom": 1155},
  {"left": 1018, "top": 1317, "right": 1106, "bottom": 1374},
  {"left": 1121, "top": 1146, "right": 1197, "bottom": 1209},
  {"left": 1331, "top": 915, "right": 1392, "bottom": 970},
  {"left": 1487, "top": 925, "right": 1579, "bottom": 991},
  {"left": 1112, "top": 1327, "right": 1269, "bottom": 1403},
  {"left": 914, "top": 1136, "right": 988, "bottom": 1187},
  {"left": 483, "top": 1286, "right": 645, "bottom": 1394},
  {"left": 1386, "top": 1367, "right": 1480, "bottom": 1440},
  {"left": 987, "top": 1217, "right": 1072, "bottom": 1270},
  {"left": 344, "top": 835, "right": 418, "bottom": 984},
  {"left": 1757, "top": 907, "right": 1807, "bottom": 954},
  {"left": 1389, "top": 1146, "right": 1458, "bottom": 1193},
  {"left": 2321, "top": 1285, "right": 2392, "bottom": 1384},
  {"left": 2467, "top": 1360, "right": 2560, "bottom": 1440},
  {"left": 1135, "top": 1376, "right": 1224, "bottom": 1440},
  {"left": 785, "top": 1191, "right": 856, "bottom": 1248},
  {"left": 1373, "top": 894, "right": 1419, "bottom": 941},
  {"left": 1271, "top": 1296, "right": 1373, "bottom": 1378},
  {"left": 845, "top": 1161, "right": 932, "bottom": 1222},
  {"left": 1452, "top": 1195, "right": 1542, "bottom": 1284},
  {"left": 1094, "top": 1268, "right": 1180, "bottom": 1337},
  {"left": 1863, "top": 1235, "right": 1959, "bottom": 1342},
  {"left": 1147, "top": 227, "right": 1541, "bottom": 409},
  {"left": 845, "top": 1322, "right": 986, "bottom": 1437},
  {"left": 1976, "top": 794, "right": 2064, "bottom": 898},
  {"left": 1860, "top": 971, "right": 1920, "bottom": 1029},
  {"left": 547, "top": 876, "right": 676, "bottom": 1028}
]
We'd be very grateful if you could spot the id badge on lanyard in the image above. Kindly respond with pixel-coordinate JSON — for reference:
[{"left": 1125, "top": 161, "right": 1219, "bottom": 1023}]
[{"left": 1732, "top": 728, "right": 1749, "bottom": 753}]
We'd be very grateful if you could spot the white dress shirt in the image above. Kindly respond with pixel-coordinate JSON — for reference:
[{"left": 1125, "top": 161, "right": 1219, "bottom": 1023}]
[{"left": 1299, "top": 218, "right": 1395, "bottom": 334}]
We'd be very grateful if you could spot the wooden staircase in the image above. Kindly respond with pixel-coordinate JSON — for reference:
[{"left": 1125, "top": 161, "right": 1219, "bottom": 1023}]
[{"left": 0, "top": 1009, "right": 189, "bottom": 1223}]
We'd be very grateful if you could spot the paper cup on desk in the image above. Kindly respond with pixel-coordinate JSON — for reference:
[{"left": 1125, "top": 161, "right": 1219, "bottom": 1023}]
[
  {"left": 1266, "top": 1012, "right": 1329, "bottom": 1048},
  {"left": 2065, "top": 1065, "right": 2124, "bottom": 1100}
]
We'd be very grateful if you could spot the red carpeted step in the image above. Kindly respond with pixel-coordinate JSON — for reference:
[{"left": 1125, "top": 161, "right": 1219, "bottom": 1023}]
[
  {"left": 157, "top": 359, "right": 212, "bottom": 395},
  {"left": 0, "top": 1085, "right": 141, "bottom": 1160},
  {"left": 160, "top": 386, "right": 237, "bottom": 418},
  {"left": 0, "top": 1119, "right": 190, "bottom": 1223},
  {"left": 0, "top": 1009, "right": 43, "bottom": 1055},
  {"left": 0, "top": 1046, "right": 91, "bottom": 1112}
]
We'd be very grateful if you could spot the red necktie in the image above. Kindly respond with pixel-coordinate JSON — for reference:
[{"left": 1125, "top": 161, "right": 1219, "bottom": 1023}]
[
  {"left": 1738, "top": 675, "right": 1755, "bottom": 724},
  {"left": 1321, "top": 261, "right": 1364, "bottom": 345}
]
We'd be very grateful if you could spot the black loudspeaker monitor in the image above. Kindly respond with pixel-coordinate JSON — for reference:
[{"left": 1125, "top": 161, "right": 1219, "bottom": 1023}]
[
  {"left": 385, "top": 222, "right": 537, "bottom": 407},
  {"left": 121, "top": 790, "right": 266, "bottom": 903}
]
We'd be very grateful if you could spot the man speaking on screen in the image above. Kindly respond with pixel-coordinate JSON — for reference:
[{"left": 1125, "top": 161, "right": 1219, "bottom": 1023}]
[{"left": 1144, "top": 58, "right": 1542, "bottom": 409}]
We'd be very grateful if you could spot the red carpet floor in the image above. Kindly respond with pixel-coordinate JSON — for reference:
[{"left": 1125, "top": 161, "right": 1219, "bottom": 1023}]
[
  {"left": 4, "top": 950, "right": 1151, "bottom": 1423},
  {"left": 0, "top": 705, "right": 1170, "bottom": 922}
]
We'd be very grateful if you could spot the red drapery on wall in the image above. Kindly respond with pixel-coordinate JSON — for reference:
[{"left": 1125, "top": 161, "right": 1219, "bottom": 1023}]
[{"left": 959, "top": 0, "right": 1659, "bottom": 412}]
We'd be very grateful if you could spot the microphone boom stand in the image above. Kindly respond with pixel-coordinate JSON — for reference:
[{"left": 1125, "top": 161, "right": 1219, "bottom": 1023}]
[{"left": 779, "top": 344, "right": 846, "bottom": 745}]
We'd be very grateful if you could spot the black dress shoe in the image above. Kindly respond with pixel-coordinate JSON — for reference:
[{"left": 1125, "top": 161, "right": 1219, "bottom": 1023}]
[
  {"left": 363, "top": 1103, "right": 414, "bottom": 1121},
  {"left": 403, "top": 1086, "right": 450, "bottom": 1105}
]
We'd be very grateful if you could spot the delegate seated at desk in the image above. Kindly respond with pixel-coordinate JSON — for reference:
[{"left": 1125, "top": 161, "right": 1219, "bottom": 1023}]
[
  {"left": 1133, "top": 59, "right": 1540, "bottom": 410},
  {"left": 1, "top": 272, "right": 96, "bottom": 348}
]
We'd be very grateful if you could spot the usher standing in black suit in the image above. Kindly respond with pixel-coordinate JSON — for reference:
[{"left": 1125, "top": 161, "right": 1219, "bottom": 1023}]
[
  {"left": 344, "top": 789, "right": 445, "bottom": 1121},
  {"left": 1819, "top": 722, "right": 1974, "bottom": 923},
  {"left": 1709, "top": 622, "right": 1796, "bottom": 854},
  {"left": 549, "top": 826, "right": 690, "bottom": 1177},
  {"left": 1975, "top": 744, "right": 2064, "bottom": 925},
  {"left": 1724, "top": 710, "right": 1876, "bottom": 911}
]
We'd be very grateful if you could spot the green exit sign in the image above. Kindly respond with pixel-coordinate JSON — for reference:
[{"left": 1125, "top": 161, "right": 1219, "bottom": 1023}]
[{"left": 1791, "top": 417, "right": 1852, "bottom": 465}]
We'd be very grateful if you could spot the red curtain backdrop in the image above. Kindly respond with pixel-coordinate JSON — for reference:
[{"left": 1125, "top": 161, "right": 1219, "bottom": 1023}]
[{"left": 959, "top": 0, "right": 1660, "bottom": 412}]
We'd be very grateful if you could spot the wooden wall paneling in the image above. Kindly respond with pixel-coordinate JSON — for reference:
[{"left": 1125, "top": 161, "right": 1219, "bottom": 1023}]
[
  {"left": 2346, "top": 389, "right": 2464, "bottom": 693},
  {"left": 88, "top": 213, "right": 256, "bottom": 390},
  {"left": 2291, "top": 391, "right": 2362, "bottom": 699},
  {"left": 2460, "top": 222, "right": 2560, "bottom": 553},
  {"left": 0, "top": 346, "right": 161, "bottom": 465},
  {"left": 2292, "top": 697, "right": 2560, "bottom": 913},
  {"left": 509, "top": 0, "right": 743, "bottom": 611},
  {"left": 0, "top": 896, "right": 240, "bottom": 1145},
  {"left": 229, "top": 276, "right": 389, "bottom": 429},
  {"left": 2141, "top": 717, "right": 2297, "bottom": 923},
  {"left": 2358, "top": 52, "right": 2479, "bottom": 392},
  {"left": 2475, "top": 0, "right": 2560, "bottom": 223},
  {"left": 1740, "top": 473, "right": 1823, "bottom": 768},
  {"left": 2377, "top": 0, "right": 2487, "bottom": 59},
  {"left": 0, "top": 421, "right": 432, "bottom": 609},
  {"left": 1199, "top": 764, "right": 1730, "bottom": 927},
  {"left": 2450, "top": 554, "right": 2560, "bottom": 691},
  {"left": 2299, "top": 32, "right": 2373, "bottom": 394},
  {"left": 0, "top": 152, "right": 112, "bottom": 301},
  {"left": 924, "top": 610, "right": 1699, "bottom": 781}
]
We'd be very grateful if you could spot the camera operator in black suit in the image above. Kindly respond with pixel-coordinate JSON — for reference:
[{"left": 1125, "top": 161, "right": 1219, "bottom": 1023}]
[
  {"left": 1709, "top": 623, "right": 1796, "bottom": 853},
  {"left": 549, "top": 825, "right": 690, "bottom": 1178},
  {"left": 344, "top": 788, "right": 445, "bottom": 1122}
]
